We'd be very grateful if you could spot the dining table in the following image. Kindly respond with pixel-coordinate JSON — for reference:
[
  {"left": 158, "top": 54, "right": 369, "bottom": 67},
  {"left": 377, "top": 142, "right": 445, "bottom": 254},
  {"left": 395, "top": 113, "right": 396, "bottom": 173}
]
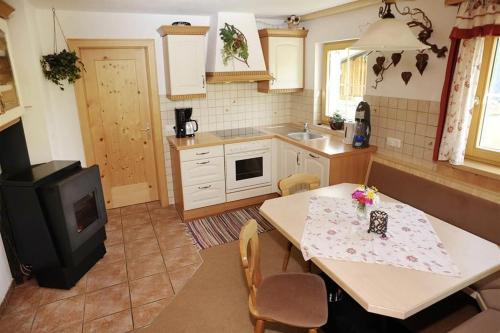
[{"left": 259, "top": 183, "right": 500, "bottom": 320}]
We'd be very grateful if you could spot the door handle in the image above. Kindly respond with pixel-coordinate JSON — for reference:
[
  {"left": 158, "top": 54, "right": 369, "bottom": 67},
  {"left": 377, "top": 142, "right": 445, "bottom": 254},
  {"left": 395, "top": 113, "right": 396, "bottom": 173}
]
[
  {"left": 197, "top": 161, "right": 210, "bottom": 165},
  {"left": 296, "top": 152, "right": 300, "bottom": 166},
  {"left": 202, "top": 75, "right": 205, "bottom": 88},
  {"left": 196, "top": 152, "right": 210, "bottom": 156},
  {"left": 198, "top": 185, "right": 212, "bottom": 190},
  {"left": 309, "top": 153, "right": 319, "bottom": 159}
]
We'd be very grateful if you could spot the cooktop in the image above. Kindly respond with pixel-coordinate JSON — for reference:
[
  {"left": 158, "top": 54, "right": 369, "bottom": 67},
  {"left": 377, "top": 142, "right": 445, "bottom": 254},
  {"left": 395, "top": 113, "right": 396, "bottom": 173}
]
[{"left": 214, "top": 127, "right": 265, "bottom": 139}]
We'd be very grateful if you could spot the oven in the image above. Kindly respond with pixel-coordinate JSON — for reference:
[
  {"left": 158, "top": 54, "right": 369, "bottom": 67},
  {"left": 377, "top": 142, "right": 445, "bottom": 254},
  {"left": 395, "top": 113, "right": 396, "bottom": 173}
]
[{"left": 225, "top": 140, "right": 272, "bottom": 194}]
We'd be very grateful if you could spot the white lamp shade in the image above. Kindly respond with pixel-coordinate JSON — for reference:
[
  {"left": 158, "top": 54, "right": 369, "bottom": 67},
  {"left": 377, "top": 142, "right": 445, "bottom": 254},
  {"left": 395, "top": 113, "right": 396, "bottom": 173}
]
[{"left": 351, "top": 18, "right": 430, "bottom": 52}]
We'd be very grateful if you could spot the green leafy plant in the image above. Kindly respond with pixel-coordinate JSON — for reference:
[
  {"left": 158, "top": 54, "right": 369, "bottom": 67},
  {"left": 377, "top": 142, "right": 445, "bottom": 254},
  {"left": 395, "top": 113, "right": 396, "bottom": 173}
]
[
  {"left": 329, "top": 113, "right": 345, "bottom": 130},
  {"left": 219, "top": 23, "right": 249, "bottom": 67},
  {"left": 40, "top": 49, "right": 84, "bottom": 90}
]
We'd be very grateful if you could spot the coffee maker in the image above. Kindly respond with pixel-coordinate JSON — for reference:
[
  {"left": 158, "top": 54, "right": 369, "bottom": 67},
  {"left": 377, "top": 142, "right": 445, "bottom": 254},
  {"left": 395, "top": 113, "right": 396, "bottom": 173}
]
[
  {"left": 174, "top": 108, "right": 198, "bottom": 138},
  {"left": 352, "top": 101, "right": 371, "bottom": 149}
]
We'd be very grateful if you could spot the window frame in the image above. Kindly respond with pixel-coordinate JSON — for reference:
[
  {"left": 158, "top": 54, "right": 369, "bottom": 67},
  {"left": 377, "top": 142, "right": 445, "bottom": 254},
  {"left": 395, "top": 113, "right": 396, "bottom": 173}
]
[
  {"left": 465, "top": 36, "right": 500, "bottom": 166},
  {"left": 321, "top": 39, "right": 363, "bottom": 125}
]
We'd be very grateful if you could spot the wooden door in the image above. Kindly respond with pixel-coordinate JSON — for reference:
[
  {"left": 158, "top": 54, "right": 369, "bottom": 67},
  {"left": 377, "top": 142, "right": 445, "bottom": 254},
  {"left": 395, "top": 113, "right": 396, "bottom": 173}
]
[
  {"left": 165, "top": 35, "right": 206, "bottom": 96},
  {"left": 269, "top": 37, "right": 303, "bottom": 89},
  {"left": 76, "top": 44, "right": 163, "bottom": 209}
]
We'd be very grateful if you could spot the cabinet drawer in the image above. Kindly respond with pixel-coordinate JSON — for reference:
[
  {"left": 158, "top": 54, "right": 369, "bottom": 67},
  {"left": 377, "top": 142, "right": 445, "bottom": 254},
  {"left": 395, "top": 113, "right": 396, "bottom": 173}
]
[
  {"left": 180, "top": 145, "right": 224, "bottom": 162},
  {"left": 183, "top": 181, "right": 226, "bottom": 210},
  {"left": 181, "top": 157, "right": 225, "bottom": 186}
]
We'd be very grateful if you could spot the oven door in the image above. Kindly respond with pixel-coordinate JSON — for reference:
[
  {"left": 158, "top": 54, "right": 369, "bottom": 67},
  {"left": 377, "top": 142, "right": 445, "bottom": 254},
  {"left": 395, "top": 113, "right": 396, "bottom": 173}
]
[{"left": 225, "top": 149, "right": 271, "bottom": 193}]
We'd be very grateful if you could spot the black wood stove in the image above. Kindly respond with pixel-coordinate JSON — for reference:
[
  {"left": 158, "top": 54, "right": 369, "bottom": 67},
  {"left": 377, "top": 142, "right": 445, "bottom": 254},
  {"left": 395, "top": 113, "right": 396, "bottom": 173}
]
[{"left": 0, "top": 121, "right": 107, "bottom": 289}]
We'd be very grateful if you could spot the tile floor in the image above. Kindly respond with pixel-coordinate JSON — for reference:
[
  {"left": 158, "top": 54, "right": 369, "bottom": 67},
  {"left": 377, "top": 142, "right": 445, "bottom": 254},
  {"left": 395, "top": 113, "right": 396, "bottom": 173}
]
[{"left": 0, "top": 202, "right": 202, "bottom": 332}]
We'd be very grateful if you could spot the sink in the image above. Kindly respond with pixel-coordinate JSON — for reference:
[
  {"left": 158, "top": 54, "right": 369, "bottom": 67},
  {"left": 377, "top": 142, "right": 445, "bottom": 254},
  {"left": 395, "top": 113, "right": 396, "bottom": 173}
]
[{"left": 287, "top": 132, "right": 324, "bottom": 141}]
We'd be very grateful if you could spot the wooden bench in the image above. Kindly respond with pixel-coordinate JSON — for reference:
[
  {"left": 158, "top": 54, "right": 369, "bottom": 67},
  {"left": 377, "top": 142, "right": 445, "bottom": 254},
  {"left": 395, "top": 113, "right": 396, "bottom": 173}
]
[{"left": 366, "top": 159, "right": 500, "bottom": 330}]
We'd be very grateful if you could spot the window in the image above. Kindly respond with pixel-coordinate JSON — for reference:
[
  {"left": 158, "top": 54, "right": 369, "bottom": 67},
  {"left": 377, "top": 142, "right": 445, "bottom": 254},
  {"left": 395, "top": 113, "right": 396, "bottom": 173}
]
[
  {"left": 466, "top": 36, "right": 500, "bottom": 166},
  {"left": 321, "top": 40, "right": 368, "bottom": 124}
]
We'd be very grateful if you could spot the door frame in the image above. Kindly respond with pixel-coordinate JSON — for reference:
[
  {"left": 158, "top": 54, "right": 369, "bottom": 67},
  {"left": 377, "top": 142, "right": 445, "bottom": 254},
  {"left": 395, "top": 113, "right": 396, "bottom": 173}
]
[{"left": 68, "top": 39, "right": 169, "bottom": 207}]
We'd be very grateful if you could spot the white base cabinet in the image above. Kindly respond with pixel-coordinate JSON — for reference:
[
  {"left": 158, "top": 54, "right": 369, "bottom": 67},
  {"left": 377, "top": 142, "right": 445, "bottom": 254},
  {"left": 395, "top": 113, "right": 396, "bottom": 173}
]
[
  {"left": 279, "top": 141, "right": 330, "bottom": 188},
  {"left": 179, "top": 145, "right": 226, "bottom": 210}
]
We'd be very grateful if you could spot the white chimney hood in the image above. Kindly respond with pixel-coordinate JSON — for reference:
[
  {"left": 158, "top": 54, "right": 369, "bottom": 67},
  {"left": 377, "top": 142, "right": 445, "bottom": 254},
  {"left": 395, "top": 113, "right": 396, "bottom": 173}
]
[{"left": 206, "top": 12, "right": 272, "bottom": 83}]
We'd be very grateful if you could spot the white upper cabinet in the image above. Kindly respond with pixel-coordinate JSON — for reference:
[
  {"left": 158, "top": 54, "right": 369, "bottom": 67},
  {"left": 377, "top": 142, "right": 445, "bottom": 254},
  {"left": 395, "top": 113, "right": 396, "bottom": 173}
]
[
  {"left": 258, "top": 29, "right": 308, "bottom": 94},
  {"left": 158, "top": 26, "right": 209, "bottom": 101}
]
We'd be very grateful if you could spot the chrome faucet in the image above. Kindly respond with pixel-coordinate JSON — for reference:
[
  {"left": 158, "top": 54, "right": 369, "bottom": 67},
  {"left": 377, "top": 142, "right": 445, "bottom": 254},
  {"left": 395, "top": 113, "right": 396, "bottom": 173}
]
[{"left": 303, "top": 122, "right": 310, "bottom": 133}]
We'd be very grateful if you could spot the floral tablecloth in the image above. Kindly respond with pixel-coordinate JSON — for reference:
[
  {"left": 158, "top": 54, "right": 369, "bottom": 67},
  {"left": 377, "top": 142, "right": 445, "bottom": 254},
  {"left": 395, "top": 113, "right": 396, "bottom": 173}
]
[{"left": 300, "top": 196, "right": 461, "bottom": 277}]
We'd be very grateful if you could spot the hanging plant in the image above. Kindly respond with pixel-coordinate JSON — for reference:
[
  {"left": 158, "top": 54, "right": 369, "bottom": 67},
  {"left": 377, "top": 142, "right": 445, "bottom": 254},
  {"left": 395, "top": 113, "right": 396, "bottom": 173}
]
[
  {"left": 40, "top": 8, "right": 84, "bottom": 90},
  {"left": 41, "top": 50, "right": 84, "bottom": 90},
  {"left": 219, "top": 23, "right": 249, "bottom": 67}
]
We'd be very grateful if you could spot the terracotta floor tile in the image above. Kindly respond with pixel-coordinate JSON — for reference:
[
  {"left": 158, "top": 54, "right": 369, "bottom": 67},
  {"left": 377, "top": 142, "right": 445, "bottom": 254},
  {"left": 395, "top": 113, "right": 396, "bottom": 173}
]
[
  {"left": 126, "top": 253, "right": 166, "bottom": 281},
  {"left": 82, "top": 309, "right": 133, "bottom": 333},
  {"left": 129, "top": 273, "right": 173, "bottom": 308},
  {"left": 122, "top": 223, "right": 155, "bottom": 243},
  {"left": 106, "top": 208, "right": 121, "bottom": 218},
  {"left": 86, "top": 261, "right": 127, "bottom": 292},
  {"left": 157, "top": 230, "right": 193, "bottom": 251},
  {"left": 153, "top": 222, "right": 186, "bottom": 236},
  {"left": 131, "top": 298, "right": 171, "bottom": 329},
  {"left": 0, "top": 308, "right": 35, "bottom": 333},
  {"left": 162, "top": 244, "right": 202, "bottom": 271},
  {"left": 39, "top": 275, "right": 87, "bottom": 305},
  {"left": 4, "top": 283, "right": 42, "bottom": 314},
  {"left": 124, "top": 237, "right": 160, "bottom": 260},
  {"left": 84, "top": 283, "right": 130, "bottom": 322},
  {"left": 95, "top": 243, "right": 125, "bottom": 269},
  {"left": 106, "top": 216, "right": 122, "bottom": 231},
  {"left": 32, "top": 294, "right": 85, "bottom": 333},
  {"left": 149, "top": 207, "right": 179, "bottom": 222},
  {"left": 168, "top": 264, "right": 201, "bottom": 294},
  {"left": 121, "top": 212, "right": 150, "bottom": 229},
  {"left": 146, "top": 201, "right": 161, "bottom": 211},
  {"left": 120, "top": 203, "right": 148, "bottom": 216},
  {"left": 52, "top": 321, "right": 82, "bottom": 333},
  {"left": 105, "top": 229, "right": 123, "bottom": 246}
]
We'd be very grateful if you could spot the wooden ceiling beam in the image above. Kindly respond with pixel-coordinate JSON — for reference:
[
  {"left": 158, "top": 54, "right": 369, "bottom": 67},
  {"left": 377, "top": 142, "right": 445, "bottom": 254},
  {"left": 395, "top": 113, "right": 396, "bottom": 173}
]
[
  {"left": 0, "top": 1, "right": 14, "bottom": 19},
  {"left": 445, "top": 0, "right": 465, "bottom": 5}
]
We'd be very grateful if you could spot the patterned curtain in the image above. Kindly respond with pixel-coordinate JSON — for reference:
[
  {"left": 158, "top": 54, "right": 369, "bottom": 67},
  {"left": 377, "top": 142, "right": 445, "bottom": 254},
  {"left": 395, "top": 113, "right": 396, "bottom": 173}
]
[
  {"left": 438, "top": 38, "right": 484, "bottom": 164},
  {"left": 433, "top": 0, "right": 500, "bottom": 163}
]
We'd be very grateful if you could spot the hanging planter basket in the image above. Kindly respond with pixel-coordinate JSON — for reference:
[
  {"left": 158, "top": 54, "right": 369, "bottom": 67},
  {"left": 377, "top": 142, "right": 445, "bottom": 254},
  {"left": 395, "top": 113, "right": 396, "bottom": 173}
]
[{"left": 40, "top": 8, "right": 84, "bottom": 90}]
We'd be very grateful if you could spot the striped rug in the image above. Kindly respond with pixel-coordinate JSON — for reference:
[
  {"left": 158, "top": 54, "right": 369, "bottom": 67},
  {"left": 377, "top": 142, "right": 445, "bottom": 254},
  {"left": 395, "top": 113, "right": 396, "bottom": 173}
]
[{"left": 186, "top": 206, "right": 275, "bottom": 250}]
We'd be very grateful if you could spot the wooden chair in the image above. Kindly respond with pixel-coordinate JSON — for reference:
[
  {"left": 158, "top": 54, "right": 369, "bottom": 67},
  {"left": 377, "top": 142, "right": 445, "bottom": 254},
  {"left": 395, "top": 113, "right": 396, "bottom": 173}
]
[
  {"left": 278, "top": 173, "right": 320, "bottom": 271},
  {"left": 239, "top": 219, "right": 328, "bottom": 333}
]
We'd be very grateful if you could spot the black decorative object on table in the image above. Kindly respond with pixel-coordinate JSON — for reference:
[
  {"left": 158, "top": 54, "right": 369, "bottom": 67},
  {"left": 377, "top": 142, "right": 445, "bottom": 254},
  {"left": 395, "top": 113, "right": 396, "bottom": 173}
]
[{"left": 368, "top": 210, "right": 388, "bottom": 238}]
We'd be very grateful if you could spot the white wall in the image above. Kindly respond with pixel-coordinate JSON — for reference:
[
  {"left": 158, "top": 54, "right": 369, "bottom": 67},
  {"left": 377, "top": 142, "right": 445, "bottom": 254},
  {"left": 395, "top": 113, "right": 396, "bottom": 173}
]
[
  {"left": 302, "top": 0, "right": 457, "bottom": 101},
  {"left": 32, "top": 9, "right": 210, "bottom": 165}
]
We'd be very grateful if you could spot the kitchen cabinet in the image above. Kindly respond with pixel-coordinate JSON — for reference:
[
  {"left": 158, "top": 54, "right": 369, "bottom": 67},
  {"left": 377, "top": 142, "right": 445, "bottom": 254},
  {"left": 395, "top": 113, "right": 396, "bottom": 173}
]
[
  {"left": 258, "top": 29, "right": 308, "bottom": 94},
  {"left": 0, "top": 17, "right": 23, "bottom": 130},
  {"left": 178, "top": 144, "right": 226, "bottom": 211},
  {"left": 280, "top": 141, "right": 330, "bottom": 188},
  {"left": 158, "top": 25, "right": 209, "bottom": 101}
]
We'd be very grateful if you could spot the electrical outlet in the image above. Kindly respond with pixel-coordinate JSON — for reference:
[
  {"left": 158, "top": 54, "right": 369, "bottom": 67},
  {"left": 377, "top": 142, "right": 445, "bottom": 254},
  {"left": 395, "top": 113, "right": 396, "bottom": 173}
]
[{"left": 386, "top": 137, "right": 402, "bottom": 148}]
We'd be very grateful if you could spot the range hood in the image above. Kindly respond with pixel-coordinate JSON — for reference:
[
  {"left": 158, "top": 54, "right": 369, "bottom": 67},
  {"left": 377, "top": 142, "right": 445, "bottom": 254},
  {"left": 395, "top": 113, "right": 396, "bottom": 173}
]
[{"left": 206, "top": 12, "right": 272, "bottom": 84}]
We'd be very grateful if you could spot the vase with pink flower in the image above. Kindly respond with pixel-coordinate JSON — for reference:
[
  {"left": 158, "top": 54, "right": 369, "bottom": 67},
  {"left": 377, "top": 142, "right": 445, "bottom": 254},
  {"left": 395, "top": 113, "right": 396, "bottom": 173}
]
[{"left": 351, "top": 185, "right": 379, "bottom": 219}]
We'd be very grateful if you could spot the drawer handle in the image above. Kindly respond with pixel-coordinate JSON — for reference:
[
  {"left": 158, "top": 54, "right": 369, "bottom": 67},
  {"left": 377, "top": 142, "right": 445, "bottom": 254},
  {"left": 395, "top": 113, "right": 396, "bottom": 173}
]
[
  {"left": 198, "top": 185, "right": 212, "bottom": 190},
  {"left": 197, "top": 161, "right": 210, "bottom": 165},
  {"left": 309, "top": 153, "right": 320, "bottom": 159},
  {"left": 196, "top": 152, "right": 210, "bottom": 155}
]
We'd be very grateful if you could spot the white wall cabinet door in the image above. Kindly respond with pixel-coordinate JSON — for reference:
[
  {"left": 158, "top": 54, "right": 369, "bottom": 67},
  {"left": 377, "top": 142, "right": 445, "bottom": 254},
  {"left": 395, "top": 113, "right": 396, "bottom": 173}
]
[
  {"left": 268, "top": 37, "right": 304, "bottom": 90},
  {"left": 302, "top": 150, "right": 330, "bottom": 187}
]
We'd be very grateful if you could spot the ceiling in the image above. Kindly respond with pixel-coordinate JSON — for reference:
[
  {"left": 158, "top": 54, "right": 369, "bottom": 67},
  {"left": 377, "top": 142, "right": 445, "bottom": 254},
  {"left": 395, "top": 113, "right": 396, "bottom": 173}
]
[{"left": 28, "top": 0, "right": 357, "bottom": 17}]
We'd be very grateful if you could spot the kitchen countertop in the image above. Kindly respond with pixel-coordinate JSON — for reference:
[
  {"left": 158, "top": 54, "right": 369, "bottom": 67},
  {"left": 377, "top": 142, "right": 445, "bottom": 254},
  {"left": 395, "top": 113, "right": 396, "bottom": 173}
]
[{"left": 167, "top": 123, "right": 377, "bottom": 158}]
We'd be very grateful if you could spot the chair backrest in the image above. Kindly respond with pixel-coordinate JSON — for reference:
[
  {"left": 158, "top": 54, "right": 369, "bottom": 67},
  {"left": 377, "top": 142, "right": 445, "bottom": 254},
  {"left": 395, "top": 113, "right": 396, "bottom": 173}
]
[
  {"left": 279, "top": 173, "right": 321, "bottom": 196},
  {"left": 239, "top": 219, "right": 262, "bottom": 306},
  {"left": 367, "top": 161, "right": 500, "bottom": 245}
]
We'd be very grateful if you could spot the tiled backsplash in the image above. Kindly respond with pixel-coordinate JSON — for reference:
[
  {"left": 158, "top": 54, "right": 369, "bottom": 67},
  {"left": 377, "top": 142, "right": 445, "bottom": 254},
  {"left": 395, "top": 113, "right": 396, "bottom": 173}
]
[
  {"left": 160, "top": 83, "right": 294, "bottom": 203},
  {"left": 365, "top": 95, "right": 440, "bottom": 162}
]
